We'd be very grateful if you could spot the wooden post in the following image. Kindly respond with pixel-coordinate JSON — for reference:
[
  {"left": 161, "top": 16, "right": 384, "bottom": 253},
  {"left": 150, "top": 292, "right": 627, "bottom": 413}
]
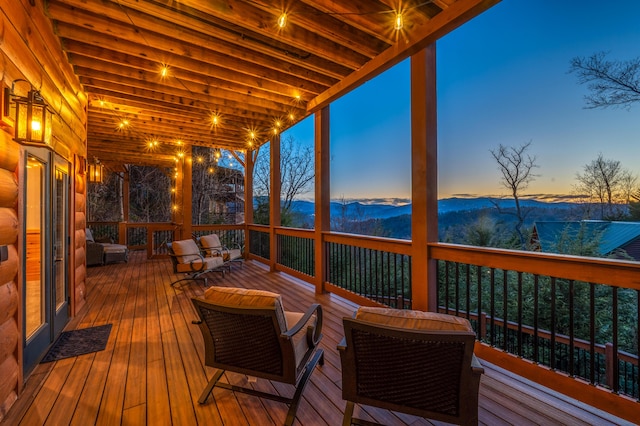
[
  {"left": 411, "top": 44, "right": 438, "bottom": 312},
  {"left": 182, "top": 146, "right": 193, "bottom": 240},
  {"left": 314, "top": 106, "right": 330, "bottom": 294},
  {"left": 123, "top": 167, "right": 130, "bottom": 222},
  {"left": 269, "top": 135, "right": 281, "bottom": 271},
  {"left": 173, "top": 157, "right": 182, "bottom": 234},
  {"left": 244, "top": 149, "right": 254, "bottom": 258}
]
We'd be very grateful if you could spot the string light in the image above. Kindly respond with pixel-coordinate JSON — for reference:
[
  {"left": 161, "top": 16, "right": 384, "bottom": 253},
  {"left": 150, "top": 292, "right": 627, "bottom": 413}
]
[
  {"left": 395, "top": 13, "right": 404, "bottom": 30},
  {"left": 258, "top": 1, "right": 434, "bottom": 31},
  {"left": 277, "top": 13, "right": 287, "bottom": 28},
  {"left": 160, "top": 64, "right": 170, "bottom": 78}
]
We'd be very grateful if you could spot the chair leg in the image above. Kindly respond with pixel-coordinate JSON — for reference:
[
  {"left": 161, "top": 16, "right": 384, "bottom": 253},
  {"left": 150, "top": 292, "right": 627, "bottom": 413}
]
[
  {"left": 342, "top": 401, "right": 355, "bottom": 426},
  {"left": 284, "top": 348, "right": 324, "bottom": 426},
  {"left": 198, "top": 369, "right": 224, "bottom": 404}
]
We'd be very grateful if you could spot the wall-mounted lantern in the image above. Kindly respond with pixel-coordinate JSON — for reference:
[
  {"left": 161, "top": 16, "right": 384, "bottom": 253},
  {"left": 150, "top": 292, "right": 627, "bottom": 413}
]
[
  {"left": 13, "top": 87, "right": 53, "bottom": 146},
  {"left": 88, "top": 159, "right": 104, "bottom": 183}
]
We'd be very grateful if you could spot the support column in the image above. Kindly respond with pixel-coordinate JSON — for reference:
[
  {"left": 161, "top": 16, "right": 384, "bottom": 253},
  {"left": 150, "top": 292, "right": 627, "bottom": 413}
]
[
  {"left": 119, "top": 167, "right": 129, "bottom": 245},
  {"left": 411, "top": 44, "right": 438, "bottom": 312},
  {"left": 269, "top": 135, "right": 281, "bottom": 272},
  {"left": 314, "top": 106, "right": 330, "bottom": 294},
  {"left": 182, "top": 146, "right": 193, "bottom": 240},
  {"left": 244, "top": 149, "right": 255, "bottom": 258}
]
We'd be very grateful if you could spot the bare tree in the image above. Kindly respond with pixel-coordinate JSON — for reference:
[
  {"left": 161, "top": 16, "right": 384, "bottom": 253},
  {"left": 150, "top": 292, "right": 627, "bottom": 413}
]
[
  {"left": 253, "top": 135, "right": 314, "bottom": 226},
  {"left": 574, "top": 154, "right": 637, "bottom": 220},
  {"left": 569, "top": 52, "right": 640, "bottom": 109},
  {"left": 490, "top": 141, "right": 539, "bottom": 249}
]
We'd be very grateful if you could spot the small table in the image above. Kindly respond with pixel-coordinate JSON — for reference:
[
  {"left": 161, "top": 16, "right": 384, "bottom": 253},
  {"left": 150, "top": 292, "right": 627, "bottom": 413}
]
[{"left": 102, "top": 244, "right": 129, "bottom": 264}]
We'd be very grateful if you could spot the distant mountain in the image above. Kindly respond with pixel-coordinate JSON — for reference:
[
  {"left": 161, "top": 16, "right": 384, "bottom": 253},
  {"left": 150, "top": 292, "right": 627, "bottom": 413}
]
[
  {"left": 284, "top": 197, "right": 576, "bottom": 220},
  {"left": 438, "top": 197, "right": 576, "bottom": 214}
]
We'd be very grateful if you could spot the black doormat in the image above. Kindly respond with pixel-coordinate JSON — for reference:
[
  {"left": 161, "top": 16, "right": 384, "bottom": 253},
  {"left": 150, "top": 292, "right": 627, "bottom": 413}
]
[{"left": 41, "top": 324, "right": 113, "bottom": 363}]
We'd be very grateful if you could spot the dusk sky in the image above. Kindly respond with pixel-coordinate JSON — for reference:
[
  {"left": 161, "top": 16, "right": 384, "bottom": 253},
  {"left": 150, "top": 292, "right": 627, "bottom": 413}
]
[{"left": 283, "top": 0, "right": 640, "bottom": 202}]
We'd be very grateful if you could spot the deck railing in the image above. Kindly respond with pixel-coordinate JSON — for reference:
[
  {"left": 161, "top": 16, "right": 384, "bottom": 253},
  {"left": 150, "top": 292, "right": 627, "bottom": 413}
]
[
  {"left": 247, "top": 224, "right": 270, "bottom": 261},
  {"left": 324, "top": 233, "right": 412, "bottom": 309},
  {"left": 275, "top": 227, "right": 315, "bottom": 278},
  {"left": 85, "top": 221, "right": 640, "bottom": 415},
  {"left": 430, "top": 243, "right": 640, "bottom": 401}
]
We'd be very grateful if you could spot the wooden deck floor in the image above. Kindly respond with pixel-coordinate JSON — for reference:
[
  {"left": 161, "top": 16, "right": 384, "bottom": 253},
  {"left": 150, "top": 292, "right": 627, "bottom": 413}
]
[{"left": 2, "top": 251, "right": 633, "bottom": 426}]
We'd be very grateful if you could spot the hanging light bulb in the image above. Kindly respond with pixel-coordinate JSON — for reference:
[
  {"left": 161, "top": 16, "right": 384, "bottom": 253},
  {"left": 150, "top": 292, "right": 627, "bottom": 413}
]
[
  {"left": 278, "top": 13, "right": 287, "bottom": 28},
  {"left": 394, "top": 13, "right": 404, "bottom": 30}
]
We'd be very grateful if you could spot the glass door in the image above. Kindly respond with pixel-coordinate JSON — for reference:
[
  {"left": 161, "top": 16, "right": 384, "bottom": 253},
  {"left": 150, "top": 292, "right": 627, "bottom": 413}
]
[
  {"left": 23, "top": 149, "right": 71, "bottom": 374},
  {"left": 52, "top": 157, "right": 70, "bottom": 336},
  {"left": 24, "top": 152, "right": 49, "bottom": 373}
]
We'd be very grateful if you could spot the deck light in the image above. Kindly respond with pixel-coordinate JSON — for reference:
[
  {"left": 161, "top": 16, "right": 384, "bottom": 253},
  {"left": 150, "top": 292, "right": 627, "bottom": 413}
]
[
  {"left": 12, "top": 86, "right": 52, "bottom": 146},
  {"left": 278, "top": 13, "right": 287, "bottom": 28},
  {"left": 88, "top": 159, "right": 104, "bottom": 183},
  {"left": 394, "top": 13, "right": 404, "bottom": 30}
]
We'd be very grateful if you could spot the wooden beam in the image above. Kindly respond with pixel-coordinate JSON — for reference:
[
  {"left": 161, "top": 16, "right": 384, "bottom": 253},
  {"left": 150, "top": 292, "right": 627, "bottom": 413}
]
[
  {"left": 314, "top": 106, "right": 330, "bottom": 295},
  {"left": 307, "top": 0, "right": 501, "bottom": 112},
  {"left": 166, "top": 0, "right": 371, "bottom": 70},
  {"left": 269, "top": 135, "right": 281, "bottom": 272},
  {"left": 411, "top": 45, "right": 438, "bottom": 312}
]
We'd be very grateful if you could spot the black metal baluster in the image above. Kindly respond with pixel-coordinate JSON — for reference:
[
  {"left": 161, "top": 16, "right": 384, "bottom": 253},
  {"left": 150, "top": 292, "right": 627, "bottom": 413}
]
[
  {"left": 551, "top": 277, "right": 557, "bottom": 371},
  {"left": 518, "top": 272, "right": 523, "bottom": 358},
  {"left": 612, "top": 286, "right": 619, "bottom": 393},
  {"left": 569, "top": 280, "right": 575, "bottom": 377}
]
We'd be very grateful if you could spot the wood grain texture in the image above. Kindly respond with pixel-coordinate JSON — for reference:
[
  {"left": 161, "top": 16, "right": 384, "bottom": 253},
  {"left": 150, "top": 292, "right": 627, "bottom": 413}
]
[
  {"left": 0, "top": 209, "right": 18, "bottom": 246},
  {"left": 0, "top": 251, "right": 631, "bottom": 426}
]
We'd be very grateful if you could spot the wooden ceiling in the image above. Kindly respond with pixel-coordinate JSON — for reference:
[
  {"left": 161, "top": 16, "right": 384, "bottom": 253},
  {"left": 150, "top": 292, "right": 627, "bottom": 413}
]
[{"left": 44, "top": 0, "right": 498, "bottom": 169}]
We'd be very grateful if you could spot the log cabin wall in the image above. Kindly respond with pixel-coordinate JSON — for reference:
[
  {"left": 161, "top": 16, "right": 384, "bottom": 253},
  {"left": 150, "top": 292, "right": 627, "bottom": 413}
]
[
  {"left": 0, "top": 133, "right": 20, "bottom": 421},
  {"left": 0, "top": 0, "right": 87, "bottom": 419}
]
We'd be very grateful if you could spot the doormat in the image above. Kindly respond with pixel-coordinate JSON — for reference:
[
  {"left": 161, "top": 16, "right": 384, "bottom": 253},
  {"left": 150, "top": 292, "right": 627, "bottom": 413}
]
[{"left": 41, "top": 324, "right": 112, "bottom": 363}]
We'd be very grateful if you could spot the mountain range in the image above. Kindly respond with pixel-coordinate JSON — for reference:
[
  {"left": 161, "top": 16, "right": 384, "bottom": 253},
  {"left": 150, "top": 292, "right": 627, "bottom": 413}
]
[{"left": 286, "top": 197, "right": 577, "bottom": 220}]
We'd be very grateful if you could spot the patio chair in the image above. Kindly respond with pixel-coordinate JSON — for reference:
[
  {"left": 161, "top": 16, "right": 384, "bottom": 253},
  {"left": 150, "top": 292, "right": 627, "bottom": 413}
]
[
  {"left": 338, "top": 307, "right": 484, "bottom": 426},
  {"left": 191, "top": 286, "right": 324, "bottom": 426},
  {"left": 198, "top": 233, "right": 244, "bottom": 270},
  {"left": 167, "top": 239, "right": 225, "bottom": 286}
]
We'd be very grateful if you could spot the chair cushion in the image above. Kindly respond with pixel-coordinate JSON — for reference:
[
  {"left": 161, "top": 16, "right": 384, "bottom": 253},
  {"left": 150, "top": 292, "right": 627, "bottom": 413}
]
[
  {"left": 200, "top": 234, "right": 222, "bottom": 249},
  {"left": 355, "top": 307, "right": 473, "bottom": 332},
  {"left": 203, "top": 286, "right": 287, "bottom": 331},
  {"left": 85, "top": 228, "right": 95, "bottom": 242},
  {"left": 172, "top": 239, "right": 201, "bottom": 264},
  {"left": 176, "top": 255, "right": 223, "bottom": 273}
]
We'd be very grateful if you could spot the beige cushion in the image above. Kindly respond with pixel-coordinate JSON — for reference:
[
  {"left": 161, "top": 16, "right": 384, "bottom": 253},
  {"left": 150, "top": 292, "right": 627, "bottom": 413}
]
[
  {"left": 85, "top": 228, "right": 95, "bottom": 242},
  {"left": 200, "top": 233, "right": 222, "bottom": 249},
  {"left": 175, "top": 255, "right": 223, "bottom": 273},
  {"left": 355, "top": 306, "right": 473, "bottom": 332},
  {"left": 203, "top": 286, "right": 287, "bottom": 330},
  {"left": 172, "top": 239, "right": 201, "bottom": 264}
]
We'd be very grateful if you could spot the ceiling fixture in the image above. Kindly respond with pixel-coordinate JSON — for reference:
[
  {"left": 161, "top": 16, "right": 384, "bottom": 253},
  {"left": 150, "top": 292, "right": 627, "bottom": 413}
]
[
  {"left": 277, "top": 13, "right": 287, "bottom": 28},
  {"left": 395, "top": 13, "right": 404, "bottom": 30}
]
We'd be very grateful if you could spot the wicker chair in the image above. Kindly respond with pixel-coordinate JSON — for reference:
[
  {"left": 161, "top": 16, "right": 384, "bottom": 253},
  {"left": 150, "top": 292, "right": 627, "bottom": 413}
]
[
  {"left": 167, "top": 239, "right": 225, "bottom": 286},
  {"left": 191, "top": 286, "right": 324, "bottom": 426},
  {"left": 338, "top": 307, "right": 484, "bottom": 426}
]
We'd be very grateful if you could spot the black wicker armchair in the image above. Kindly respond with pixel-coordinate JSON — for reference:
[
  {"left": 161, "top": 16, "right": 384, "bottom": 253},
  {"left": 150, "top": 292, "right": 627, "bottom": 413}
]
[
  {"left": 338, "top": 307, "right": 484, "bottom": 426},
  {"left": 191, "top": 286, "right": 324, "bottom": 426}
]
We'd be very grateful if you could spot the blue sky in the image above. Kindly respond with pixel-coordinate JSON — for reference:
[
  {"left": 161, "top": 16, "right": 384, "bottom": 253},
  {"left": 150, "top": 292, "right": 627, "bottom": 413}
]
[{"left": 284, "top": 0, "right": 640, "bottom": 201}]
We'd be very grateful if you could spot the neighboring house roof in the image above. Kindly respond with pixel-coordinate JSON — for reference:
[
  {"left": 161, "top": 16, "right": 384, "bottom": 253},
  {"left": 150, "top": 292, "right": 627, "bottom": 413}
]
[{"left": 533, "top": 221, "right": 640, "bottom": 257}]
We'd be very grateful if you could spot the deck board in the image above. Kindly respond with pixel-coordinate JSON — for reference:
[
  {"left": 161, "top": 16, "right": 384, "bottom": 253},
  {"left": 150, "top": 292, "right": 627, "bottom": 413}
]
[{"left": 1, "top": 251, "right": 634, "bottom": 426}]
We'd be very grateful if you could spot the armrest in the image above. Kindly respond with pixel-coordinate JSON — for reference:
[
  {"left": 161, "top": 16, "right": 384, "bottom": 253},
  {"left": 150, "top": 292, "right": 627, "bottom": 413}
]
[
  {"left": 471, "top": 354, "right": 484, "bottom": 375},
  {"left": 283, "top": 303, "right": 323, "bottom": 347},
  {"left": 337, "top": 337, "right": 347, "bottom": 352},
  {"left": 168, "top": 251, "right": 207, "bottom": 272}
]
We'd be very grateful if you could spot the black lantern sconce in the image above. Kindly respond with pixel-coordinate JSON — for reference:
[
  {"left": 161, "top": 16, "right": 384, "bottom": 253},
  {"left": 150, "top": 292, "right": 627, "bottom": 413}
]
[
  {"left": 11, "top": 81, "right": 52, "bottom": 146},
  {"left": 88, "top": 158, "right": 104, "bottom": 183}
]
